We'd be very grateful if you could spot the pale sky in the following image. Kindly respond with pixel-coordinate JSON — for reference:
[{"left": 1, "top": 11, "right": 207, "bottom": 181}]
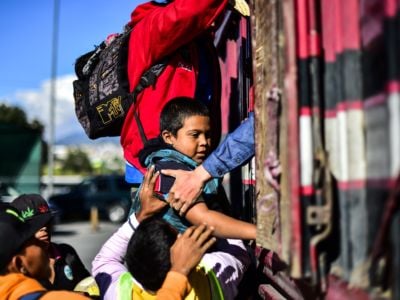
[{"left": 0, "top": 0, "right": 145, "bottom": 141}]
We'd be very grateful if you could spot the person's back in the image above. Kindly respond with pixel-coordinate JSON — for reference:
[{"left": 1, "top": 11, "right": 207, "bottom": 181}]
[
  {"left": 125, "top": 216, "right": 241, "bottom": 299},
  {"left": 131, "top": 97, "right": 256, "bottom": 240},
  {"left": 121, "top": 0, "right": 227, "bottom": 182},
  {"left": 92, "top": 167, "right": 251, "bottom": 300}
]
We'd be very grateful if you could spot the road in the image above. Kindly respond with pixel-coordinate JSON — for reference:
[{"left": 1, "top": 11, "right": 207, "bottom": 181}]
[{"left": 52, "top": 220, "right": 120, "bottom": 271}]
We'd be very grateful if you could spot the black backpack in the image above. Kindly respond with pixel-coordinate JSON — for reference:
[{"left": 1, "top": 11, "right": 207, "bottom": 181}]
[{"left": 73, "top": 26, "right": 166, "bottom": 140}]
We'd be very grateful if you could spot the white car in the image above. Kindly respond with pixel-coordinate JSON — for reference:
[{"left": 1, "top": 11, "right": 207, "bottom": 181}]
[{"left": 0, "top": 183, "right": 20, "bottom": 203}]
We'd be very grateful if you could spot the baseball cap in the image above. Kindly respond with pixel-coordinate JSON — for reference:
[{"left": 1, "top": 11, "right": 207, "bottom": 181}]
[
  {"left": 11, "top": 194, "right": 56, "bottom": 226},
  {"left": 0, "top": 203, "right": 51, "bottom": 270}
]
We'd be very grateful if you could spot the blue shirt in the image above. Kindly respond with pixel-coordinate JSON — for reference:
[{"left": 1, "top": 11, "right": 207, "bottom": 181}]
[{"left": 203, "top": 112, "right": 255, "bottom": 177}]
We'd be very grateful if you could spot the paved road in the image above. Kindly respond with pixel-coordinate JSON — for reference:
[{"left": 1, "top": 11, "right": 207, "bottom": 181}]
[{"left": 52, "top": 220, "right": 120, "bottom": 271}]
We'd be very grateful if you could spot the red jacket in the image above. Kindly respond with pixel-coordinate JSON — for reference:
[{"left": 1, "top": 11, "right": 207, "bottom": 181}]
[{"left": 121, "top": 0, "right": 228, "bottom": 173}]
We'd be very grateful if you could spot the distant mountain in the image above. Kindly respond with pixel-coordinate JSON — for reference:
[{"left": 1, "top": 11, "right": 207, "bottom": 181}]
[{"left": 56, "top": 131, "right": 120, "bottom": 146}]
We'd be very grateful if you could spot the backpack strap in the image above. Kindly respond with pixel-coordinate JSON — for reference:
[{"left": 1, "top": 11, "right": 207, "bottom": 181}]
[
  {"left": 131, "top": 61, "right": 167, "bottom": 144},
  {"left": 19, "top": 291, "right": 46, "bottom": 300}
]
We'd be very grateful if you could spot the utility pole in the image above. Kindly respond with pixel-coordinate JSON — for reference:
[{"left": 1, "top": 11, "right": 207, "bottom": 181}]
[{"left": 48, "top": 0, "right": 60, "bottom": 197}]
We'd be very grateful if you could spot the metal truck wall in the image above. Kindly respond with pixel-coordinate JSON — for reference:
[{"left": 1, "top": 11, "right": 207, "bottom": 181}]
[
  {"left": 217, "top": 0, "right": 399, "bottom": 297},
  {"left": 277, "top": 0, "right": 399, "bottom": 297},
  {"left": 0, "top": 124, "right": 42, "bottom": 194},
  {"left": 215, "top": 10, "right": 256, "bottom": 222}
]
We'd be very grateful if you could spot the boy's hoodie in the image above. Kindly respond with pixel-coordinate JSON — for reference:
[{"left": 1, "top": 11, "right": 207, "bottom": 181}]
[{"left": 0, "top": 273, "right": 89, "bottom": 300}]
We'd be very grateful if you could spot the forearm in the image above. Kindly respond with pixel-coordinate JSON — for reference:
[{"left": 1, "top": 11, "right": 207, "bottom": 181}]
[
  {"left": 156, "top": 271, "right": 191, "bottom": 300},
  {"left": 186, "top": 204, "right": 256, "bottom": 240},
  {"left": 203, "top": 113, "right": 255, "bottom": 177},
  {"left": 92, "top": 215, "right": 138, "bottom": 299}
]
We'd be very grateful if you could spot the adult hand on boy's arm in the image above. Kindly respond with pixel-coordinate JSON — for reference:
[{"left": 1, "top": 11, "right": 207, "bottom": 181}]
[
  {"left": 162, "top": 151, "right": 281, "bottom": 216},
  {"left": 170, "top": 223, "right": 216, "bottom": 276},
  {"left": 136, "top": 165, "right": 168, "bottom": 223},
  {"left": 161, "top": 165, "right": 211, "bottom": 215}
]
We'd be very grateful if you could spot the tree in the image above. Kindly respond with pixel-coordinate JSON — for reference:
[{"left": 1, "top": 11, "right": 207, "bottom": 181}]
[
  {"left": 61, "top": 149, "right": 93, "bottom": 174},
  {"left": 0, "top": 103, "right": 44, "bottom": 133}
]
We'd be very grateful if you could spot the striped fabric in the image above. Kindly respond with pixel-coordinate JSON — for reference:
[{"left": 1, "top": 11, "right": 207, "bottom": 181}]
[
  {"left": 293, "top": 0, "right": 400, "bottom": 294},
  {"left": 217, "top": 0, "right": 399, "bottom": 296}
]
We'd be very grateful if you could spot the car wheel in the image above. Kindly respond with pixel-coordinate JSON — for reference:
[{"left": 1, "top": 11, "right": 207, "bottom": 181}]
[{"left": 107, "top": 203, "right": 127, "bottom": 223}]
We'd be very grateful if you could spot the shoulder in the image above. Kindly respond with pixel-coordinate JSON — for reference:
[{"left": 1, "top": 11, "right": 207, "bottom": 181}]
[
  {"left": 53, "top": 243, "right": 78, "bottom": 256},
  {"left": 153, "top": 160, "right": 191, "bottom": 195},
  {"left": 155, "top": 159, "right": 192, "bottom": 172}
]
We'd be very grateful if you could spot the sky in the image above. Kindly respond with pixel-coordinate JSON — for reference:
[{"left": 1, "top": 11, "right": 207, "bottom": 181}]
[{"left": 0, "top": 0, "right": 145, "bottom": 142}]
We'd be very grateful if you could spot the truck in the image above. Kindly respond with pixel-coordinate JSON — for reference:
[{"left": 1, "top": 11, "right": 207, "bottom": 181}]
[{"left": 216, "top": 0, "right": 400, "bottom": 298}]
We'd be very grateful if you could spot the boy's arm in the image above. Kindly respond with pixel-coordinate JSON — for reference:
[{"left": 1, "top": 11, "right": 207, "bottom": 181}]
[
  {"left": 185, "top": 201, "right": 256, "bottom": 240},
  {"left": 157, "top": 271, "right": 190, "bottom": 300},
  {"left": 92, "top": 167, "right": 166, "bottom": 299},
  {"left": 92, "top": 214, "right": 138, "bottom": 300},
  {"left": 154, "top": 161, "right": 256, "bottom": 240}
]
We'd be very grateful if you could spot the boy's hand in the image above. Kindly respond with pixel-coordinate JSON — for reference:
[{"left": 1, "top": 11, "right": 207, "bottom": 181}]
[
  {"left": 136, "top": 165, "right": 167, "bottom": 223},
  {"left": 170, "top": 224, "right": 216, "bottom": 276},
  {"left": 161, "top": 165, "right": 211, "bottom": 216}
]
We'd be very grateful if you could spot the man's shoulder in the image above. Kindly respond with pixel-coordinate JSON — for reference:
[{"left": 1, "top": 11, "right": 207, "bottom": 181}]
[
  {"left": 155, "top": 159, "right": 192, "bottom": 172},
  {"left": 52, "top": 242, "right": 78, "bottom": 256},
  {"left": 153, "top": 160, "right": 191, "bottom": 195}
]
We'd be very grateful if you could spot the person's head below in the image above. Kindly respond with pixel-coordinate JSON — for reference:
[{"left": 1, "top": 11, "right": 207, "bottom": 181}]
[
  {"left": 160, "top": 97, "right": 211, "bottom": 164},
  {"left": 125, "top": 216, "right": 178, "bottom": 292},
  {"left": 0, "top": 203, "right": 51, "bottom": 279},
  {"left": 11, "top": 194, "right": 55, "bottom": 246}
]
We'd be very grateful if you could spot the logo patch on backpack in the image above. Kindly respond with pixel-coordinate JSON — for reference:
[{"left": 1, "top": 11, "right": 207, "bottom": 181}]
[{"left": 96, "top": 97, "right": 124, "bottom": 125}]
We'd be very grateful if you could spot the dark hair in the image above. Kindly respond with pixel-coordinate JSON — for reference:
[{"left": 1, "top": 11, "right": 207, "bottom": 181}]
[
  {"left": 160, "top": 97, "right": 210, "bottom": 136},
  {"left": 126, "top": 216, "right": 178, "bottom": 291}
]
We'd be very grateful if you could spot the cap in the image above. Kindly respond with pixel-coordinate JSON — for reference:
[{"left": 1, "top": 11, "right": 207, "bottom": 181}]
[
  {"left": 0, "top": 203, "right": 51, "bottom": 270},
  {"left": 11, "top": 194, "right": 56, "bottom": 226}
]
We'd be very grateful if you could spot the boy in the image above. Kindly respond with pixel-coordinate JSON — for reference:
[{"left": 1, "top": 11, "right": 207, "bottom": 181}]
[
  {"left": 0, "top": 204, "right": 90, "bottom": 299},
  {"left": 11, "top": 194, "right": 95, "bottom": 294},
  {"left": 131, "top": 97, "right": 256, "bottom": 240}
]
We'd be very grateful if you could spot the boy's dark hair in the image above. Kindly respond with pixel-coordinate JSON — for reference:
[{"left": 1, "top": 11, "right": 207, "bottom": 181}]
[
  {"left": 126, "top": 216, "right": 178, "bottom": 291},
  {"left": 160, "top": 97, "right": 210, "bottom": 136}
]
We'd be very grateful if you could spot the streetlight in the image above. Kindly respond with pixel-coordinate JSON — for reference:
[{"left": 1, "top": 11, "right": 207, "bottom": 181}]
[{"left": 48, "top": 0, "right": 60, "bottom": 197}]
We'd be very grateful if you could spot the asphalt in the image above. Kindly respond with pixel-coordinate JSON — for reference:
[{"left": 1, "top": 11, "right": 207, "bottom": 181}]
[{"left": 51, "top": 220, "right": 120, "bottom": 271}]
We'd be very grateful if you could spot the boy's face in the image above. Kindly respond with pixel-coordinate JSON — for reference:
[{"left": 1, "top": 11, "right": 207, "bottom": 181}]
[{"left": 168, "top": 115, "right": 211, "bottom": 163}]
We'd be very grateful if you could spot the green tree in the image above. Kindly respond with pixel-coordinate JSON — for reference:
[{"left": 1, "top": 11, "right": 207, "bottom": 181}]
[
  {"left": 61, "top": 149, "right": 93, "bottom": 174},
  {"left": 0, "top": 103, "right": 44, "bottom": 133}
]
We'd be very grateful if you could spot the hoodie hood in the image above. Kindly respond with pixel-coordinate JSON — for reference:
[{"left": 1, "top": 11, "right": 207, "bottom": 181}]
[{"left": 0, "top": 273, "right": 45, "bottom": 300}]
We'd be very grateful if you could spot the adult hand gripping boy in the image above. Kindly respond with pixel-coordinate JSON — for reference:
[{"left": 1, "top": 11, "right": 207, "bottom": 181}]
[{"left": 162, "top": 88, "right": 282, "bottom": 216}]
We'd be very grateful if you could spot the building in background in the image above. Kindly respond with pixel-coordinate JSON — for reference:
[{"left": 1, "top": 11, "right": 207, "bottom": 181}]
[{"left": 0, "top": 123, "right": 42, "bottom": 196}]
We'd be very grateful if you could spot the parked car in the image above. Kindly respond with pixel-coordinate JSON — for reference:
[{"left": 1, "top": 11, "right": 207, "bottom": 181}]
[
  {"left": 0, "top": 182, "right": 20, "bottom": 203},
  {"left": 48, "top": 174, "right": 132, "bottom": 223}
]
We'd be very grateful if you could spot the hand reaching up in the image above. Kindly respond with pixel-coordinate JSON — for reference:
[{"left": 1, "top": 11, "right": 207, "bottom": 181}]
[
  {"left": 170, "top": 224, "right": 216, "bottom": 276},
  {"left": 136, "top": 165, "right": 168, "bottom": 222}
]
